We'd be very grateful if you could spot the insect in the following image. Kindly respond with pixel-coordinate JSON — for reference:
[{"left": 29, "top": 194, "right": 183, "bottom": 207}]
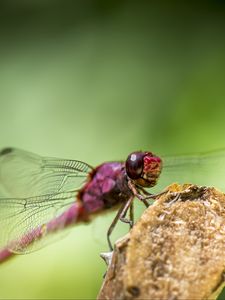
[{"left": 0, "top": 147, "right": 225, "bottom": 262}]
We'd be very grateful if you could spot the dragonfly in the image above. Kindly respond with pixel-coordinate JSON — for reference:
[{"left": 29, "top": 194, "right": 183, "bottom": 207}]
[{"left": 0, "top": 147, "right": 225, "bottom": 263}]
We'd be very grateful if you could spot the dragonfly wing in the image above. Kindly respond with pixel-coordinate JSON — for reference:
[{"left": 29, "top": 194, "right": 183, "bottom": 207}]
[
  {"left": 0, "top": 148, "right": 93, "bottom": 198},
  {"left": 0, "top": 148, "right": 93, "bottom": 254},
  {"left": 0, "top": 191, "right": 83, "bottom": 254},
  {"left": 156, "top": 148, "right": 225, "bottom": 193}
]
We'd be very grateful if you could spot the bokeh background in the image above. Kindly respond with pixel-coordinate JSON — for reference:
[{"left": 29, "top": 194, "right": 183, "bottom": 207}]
[{"left": 0, "top": 0, "right": 225, "bottom": 299}]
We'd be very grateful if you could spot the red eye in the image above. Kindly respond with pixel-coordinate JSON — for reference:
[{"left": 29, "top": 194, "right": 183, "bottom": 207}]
[{"left": 125, "top": 152, "right": 145, "bottom": 179}]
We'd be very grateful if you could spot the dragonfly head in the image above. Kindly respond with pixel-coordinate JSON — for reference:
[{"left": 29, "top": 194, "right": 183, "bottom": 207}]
[{"left": 125, "top": 151, "right": 162, "bottom": 188}]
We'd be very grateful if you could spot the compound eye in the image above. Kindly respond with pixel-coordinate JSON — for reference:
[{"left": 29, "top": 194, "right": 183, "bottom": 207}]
[{"left": 125, "top": 152, "right": 145, "bottom": 179}]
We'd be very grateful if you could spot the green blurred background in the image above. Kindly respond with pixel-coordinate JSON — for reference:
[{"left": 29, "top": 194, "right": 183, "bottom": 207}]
[{"left": 0, "top": 0, "right": 225, "bottom": 299}]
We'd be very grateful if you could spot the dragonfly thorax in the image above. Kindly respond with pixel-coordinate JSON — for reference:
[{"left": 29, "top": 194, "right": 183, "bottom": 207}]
[{"left": 79, "top": 162, "right": 132, "bottom": 212}]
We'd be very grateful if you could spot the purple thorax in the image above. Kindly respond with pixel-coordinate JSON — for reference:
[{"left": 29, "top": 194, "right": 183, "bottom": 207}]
[{"left": 79, "top": 162, "right": 132, "bottom": 213}]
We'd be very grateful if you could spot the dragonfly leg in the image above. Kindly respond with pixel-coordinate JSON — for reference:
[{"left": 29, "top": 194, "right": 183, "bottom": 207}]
[
  {"left": 128, "top": 180, "right": 166, "bottom": 203},
  {"left": 138, "top": 186, "right": 152, "bottom": 196},
  {"left": 144, "top": 191, "right": 167, "bottom": 199},
  {"left": 129, "top": 201, "right": 134, "bottom": 229},
  {"left": 119, "top": 197, "right": 134, "bottom": 227},
  {"left": 107, "top": 197, "right": 133, "bottom": 251}
]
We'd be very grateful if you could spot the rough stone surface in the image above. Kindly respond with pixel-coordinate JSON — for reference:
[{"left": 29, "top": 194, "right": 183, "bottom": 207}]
[{"left": 98, "top": 184, "right": 225, "bottom": 300}]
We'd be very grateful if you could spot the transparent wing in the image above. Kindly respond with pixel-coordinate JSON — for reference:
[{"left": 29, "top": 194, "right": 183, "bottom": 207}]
[
  {"left": 0, "top": 147, "right": 93, "bottom": 198},
  {"left": 0, "top": 191, "right": 82, "bottom": 254},
  {"left": 155, "top": 148, "right": 225, "bottom": 193},
  {"left": 0, "top": 148, "right": 93, "bottom": 254}
]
